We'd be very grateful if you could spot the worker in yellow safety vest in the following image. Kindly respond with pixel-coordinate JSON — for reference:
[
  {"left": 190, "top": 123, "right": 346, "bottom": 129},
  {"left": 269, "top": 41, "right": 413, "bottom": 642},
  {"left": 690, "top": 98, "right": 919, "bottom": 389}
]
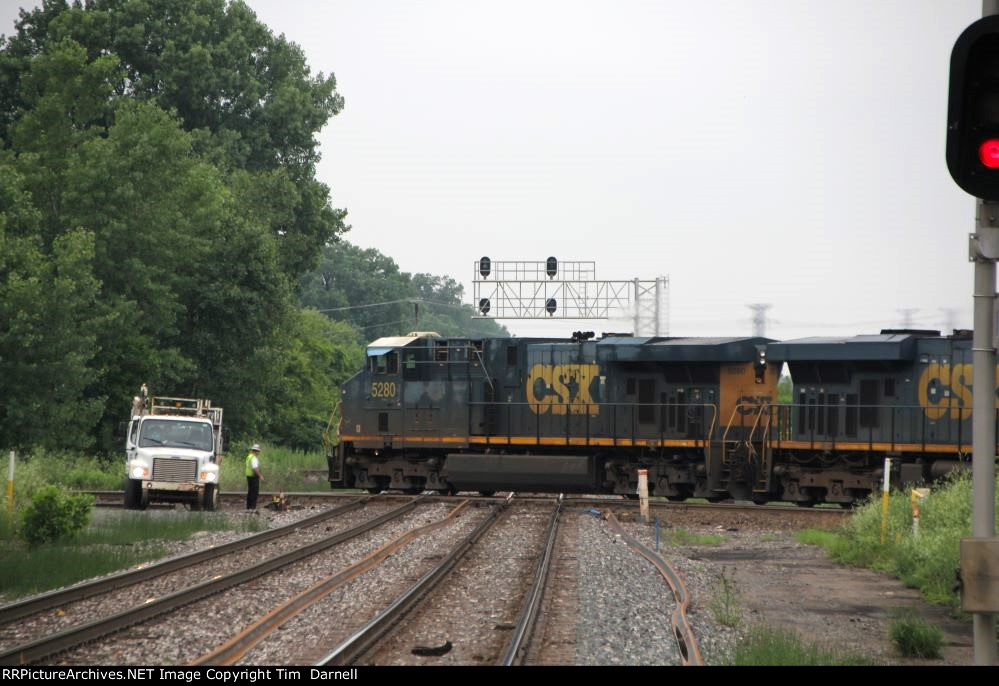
[{"left": 245, "top": 444, "right": 264, "bottom": 510}]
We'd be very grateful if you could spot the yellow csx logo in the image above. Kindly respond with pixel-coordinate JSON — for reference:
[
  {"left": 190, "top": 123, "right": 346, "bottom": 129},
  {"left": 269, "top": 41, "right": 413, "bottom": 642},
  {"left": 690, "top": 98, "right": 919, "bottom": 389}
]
[
  {"left": 735, "top": 395, "right": 773, "bottom": 415},
  {"left": 916, "top": 363, "right": 997, "bottom": 420},
  {"left": 526, "top": 364, "right": 600, "bottom": 416}
]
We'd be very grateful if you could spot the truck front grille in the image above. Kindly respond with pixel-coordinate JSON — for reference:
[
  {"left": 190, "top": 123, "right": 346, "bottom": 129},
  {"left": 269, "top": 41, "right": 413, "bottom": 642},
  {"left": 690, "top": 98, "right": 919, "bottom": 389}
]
[{"left": 152, "top": 458, "right": 197, "bottom": 482}]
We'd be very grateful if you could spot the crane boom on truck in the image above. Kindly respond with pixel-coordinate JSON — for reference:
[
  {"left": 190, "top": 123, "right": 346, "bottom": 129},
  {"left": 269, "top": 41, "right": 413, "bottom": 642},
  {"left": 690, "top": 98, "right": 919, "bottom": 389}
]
[{"left": 123, "top": 386, "right": 225, "bottom": 510}]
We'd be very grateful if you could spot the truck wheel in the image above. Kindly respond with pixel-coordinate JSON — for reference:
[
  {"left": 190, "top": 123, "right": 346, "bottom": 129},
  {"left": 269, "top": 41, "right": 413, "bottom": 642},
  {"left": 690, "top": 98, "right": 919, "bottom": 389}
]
[
  {"left": 123, "top": 478, "right": 144, "bottom": 510},
  {"left": 202, "top": 484, "right": 219, "bottom": 511}
]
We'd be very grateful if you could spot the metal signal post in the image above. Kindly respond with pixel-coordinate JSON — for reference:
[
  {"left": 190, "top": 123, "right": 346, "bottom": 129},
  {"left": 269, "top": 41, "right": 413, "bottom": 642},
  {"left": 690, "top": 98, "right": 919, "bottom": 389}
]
[{"left": 949, "top": 3, "right": 999, "bottom": 665}]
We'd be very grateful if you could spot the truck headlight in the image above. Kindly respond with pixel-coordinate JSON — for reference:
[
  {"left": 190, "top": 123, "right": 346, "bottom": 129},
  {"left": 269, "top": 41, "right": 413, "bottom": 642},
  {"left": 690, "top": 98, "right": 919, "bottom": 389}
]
[
  {"left": 200, "top": 470, "right": 217, "bottom": 483},
  {"left": 130, "top": 464, "right": 149, "bottom": 479}
]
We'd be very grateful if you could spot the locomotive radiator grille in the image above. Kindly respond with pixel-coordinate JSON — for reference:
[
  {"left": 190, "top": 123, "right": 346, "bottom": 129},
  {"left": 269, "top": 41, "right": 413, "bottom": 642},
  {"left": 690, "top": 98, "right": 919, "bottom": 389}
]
[{"left": 152, "top": 457, "right": 197, "bottom": 482}]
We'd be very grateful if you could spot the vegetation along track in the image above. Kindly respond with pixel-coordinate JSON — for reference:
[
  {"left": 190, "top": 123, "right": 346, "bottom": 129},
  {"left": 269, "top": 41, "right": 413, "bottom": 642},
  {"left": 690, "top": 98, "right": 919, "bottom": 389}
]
[
  {"left": 0, "top": 496, "right": 375, "bottom": 631},
  {"left": 0, "top": 497, "right": 429, "bottom": 665}
]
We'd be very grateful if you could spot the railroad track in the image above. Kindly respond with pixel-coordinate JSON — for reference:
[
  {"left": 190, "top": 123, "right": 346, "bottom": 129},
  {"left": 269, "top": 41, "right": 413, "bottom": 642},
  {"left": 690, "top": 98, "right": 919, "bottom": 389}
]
[
  {"left": 0, "top": 497, "right": 428, "bottom": 665},
  {"left": 0, "top": 496, "right": 374, "bottom": 629},
  {"left": 499, "top": 496, "right": 562, "bottom": 666},
  {"left": 605, "top": 511, "right": 703, "bottom": 666},
  {"left": 323, "top": 497, "right": 564, "bottom": 666},
  {"left": 190, "top": 499, "right": 481, "bottom": 665},
  {"left": 87, "top": 489, "right": 851, "bottom": 521}
]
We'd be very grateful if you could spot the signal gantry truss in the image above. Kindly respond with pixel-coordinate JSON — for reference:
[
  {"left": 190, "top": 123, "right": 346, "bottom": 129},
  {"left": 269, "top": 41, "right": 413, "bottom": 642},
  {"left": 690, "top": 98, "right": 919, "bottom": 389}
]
[{"left": 471, "top": 258, "right": 669, "bottom": 335}]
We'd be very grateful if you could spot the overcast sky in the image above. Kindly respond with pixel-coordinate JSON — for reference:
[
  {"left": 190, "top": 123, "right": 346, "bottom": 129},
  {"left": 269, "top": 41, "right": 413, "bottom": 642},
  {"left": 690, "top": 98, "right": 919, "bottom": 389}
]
[{"left": 2, "top": 1, "right": 989, "bottom": 340}]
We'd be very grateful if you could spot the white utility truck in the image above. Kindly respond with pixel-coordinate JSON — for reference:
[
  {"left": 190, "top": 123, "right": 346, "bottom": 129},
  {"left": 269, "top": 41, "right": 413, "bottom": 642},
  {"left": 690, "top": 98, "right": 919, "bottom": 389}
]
[{"left": 123, "top": 389, "right": 224, "bottom": 510}]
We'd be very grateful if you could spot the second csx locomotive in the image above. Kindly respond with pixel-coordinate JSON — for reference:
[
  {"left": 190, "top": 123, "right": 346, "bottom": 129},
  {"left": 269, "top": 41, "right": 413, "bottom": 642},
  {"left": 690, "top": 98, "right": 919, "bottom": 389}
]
[{"left": 328, "top": 329, "right": 985, "bottom": 506}]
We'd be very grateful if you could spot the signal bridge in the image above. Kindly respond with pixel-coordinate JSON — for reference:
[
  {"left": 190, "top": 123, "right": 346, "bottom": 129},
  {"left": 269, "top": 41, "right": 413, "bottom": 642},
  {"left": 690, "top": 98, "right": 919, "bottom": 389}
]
[{"left": 471, "top": 257, "right": 669, "bottom": 336}]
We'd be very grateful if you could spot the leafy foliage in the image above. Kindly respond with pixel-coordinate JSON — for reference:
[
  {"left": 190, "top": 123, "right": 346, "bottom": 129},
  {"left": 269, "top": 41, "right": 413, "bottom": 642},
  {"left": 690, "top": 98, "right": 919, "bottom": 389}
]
[
  {"left": 0, "top": 2, "right": 495, "bottom": 455},
  {"left": 0, "top": 2, "right": 354, "bottom": 450},
  {"left": 299, "top": 241, "right": 510, "bottom": 341},
  {"left": 20, "top": 485, "right": 94, "bottom": 545},
  {"left": 797, "top": 472, "right": 999, "bottom": 608}
]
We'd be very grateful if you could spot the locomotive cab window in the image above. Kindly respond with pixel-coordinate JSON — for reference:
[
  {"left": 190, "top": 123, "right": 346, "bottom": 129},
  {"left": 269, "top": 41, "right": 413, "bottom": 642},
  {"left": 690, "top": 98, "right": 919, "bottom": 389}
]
[
  {"left": 386, "top": 352, "right": 399, "bottom": 375},
  {"left": 434, "top": 340, "right": 449, "bottom": 362},
  {"left": 369, "top": 355, "right": 388, "bottom": 374}
]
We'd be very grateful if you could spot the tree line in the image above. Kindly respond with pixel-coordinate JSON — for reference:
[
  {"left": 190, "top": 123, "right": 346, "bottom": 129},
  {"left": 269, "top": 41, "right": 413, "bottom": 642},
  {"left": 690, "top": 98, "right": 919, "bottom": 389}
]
[{"left": 0, "top": 0, "right": 506, "bottom": 453}]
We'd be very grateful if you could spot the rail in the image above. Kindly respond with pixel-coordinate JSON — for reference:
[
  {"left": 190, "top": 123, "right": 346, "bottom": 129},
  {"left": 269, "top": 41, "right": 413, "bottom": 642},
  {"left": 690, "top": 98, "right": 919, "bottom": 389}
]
[
  {"left": 0, "top": 498, "right": 422, "bottom": 666},
  {"left": 322, "top": 400, "right": 342, "bottom": 456},
  {"left": 374, "top": 400, "right": 720, "bottom": 449},
  {"left": 0, "top": 496, "right": 374, "bottom": 626},
  {"left": 605, "top": 512, "right": 703, "bottom": 666},
  {"left": 762, "top": 403, "right": 997, "bottom": 455},
  {"left": 499, "top": 496, "right": 563, "bottom": 665},
  {"left": 192, "top": 500, "right": 474, "bottom": 665},
  {"left": 316, "top": 498, "right": 510, "bottom": 665}
]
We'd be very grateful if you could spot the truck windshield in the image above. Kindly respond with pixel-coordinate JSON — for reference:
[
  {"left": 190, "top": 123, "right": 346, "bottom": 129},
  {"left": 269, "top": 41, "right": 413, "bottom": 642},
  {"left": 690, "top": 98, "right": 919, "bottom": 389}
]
[{"left": 138, "top": 419, "right": 214, "bottom": 451}]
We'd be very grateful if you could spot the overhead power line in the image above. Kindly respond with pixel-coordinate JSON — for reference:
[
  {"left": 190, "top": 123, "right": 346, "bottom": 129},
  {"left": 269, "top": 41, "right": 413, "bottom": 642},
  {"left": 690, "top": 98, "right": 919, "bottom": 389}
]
[{"left": 316, "top": 298, "right": 475, "bottom": 314}]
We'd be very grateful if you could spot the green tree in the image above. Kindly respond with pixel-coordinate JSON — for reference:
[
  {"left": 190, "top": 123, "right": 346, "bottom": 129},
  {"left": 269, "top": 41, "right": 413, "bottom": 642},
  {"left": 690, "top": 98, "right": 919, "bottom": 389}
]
[
  {"left": 299, "top": 241, "right": 510, "bottom": 342},
  {"left": 1, "top": 0, "right": 348, "bottom": 276},
  {"left": 0, "top": 157, "right": 105, "bottom": 449}
]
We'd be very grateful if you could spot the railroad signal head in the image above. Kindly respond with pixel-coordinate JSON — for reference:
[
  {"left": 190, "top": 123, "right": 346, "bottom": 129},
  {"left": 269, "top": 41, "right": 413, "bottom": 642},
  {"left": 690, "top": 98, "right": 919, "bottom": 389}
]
[
  {"left": 546, "top": 256, "right": 558, "bottom": 279},
  {"left": 545, "top": 298, "right": 557, "bottom": 315},
  {"left": 479, "top": 298, "right": 491, "bottom": 315},
  {"left": 479, "top": 256, "right": 491, "bottom": 278},
  {"left": 947, "top": 16, "right": 999, "bottom": 200}
]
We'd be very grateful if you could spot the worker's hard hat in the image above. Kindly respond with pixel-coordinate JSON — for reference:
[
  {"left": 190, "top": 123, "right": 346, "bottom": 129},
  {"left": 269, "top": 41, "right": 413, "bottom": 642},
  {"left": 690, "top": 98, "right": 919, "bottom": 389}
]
[{"left": 251, "top": 443, "right": 261, "bottom": 452}]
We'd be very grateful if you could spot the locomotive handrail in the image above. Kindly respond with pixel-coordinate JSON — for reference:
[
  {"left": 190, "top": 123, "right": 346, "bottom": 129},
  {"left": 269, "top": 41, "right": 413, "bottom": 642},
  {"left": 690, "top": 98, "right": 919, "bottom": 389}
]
[
  {"left": 322, "top": 400, "right": 342, "bottom": 455},
  {"left": 756, "top": 403, "right": 992, "bottom": 456},
  {"left": 462, "top": 400, "right": 718, "bottom": 448}
]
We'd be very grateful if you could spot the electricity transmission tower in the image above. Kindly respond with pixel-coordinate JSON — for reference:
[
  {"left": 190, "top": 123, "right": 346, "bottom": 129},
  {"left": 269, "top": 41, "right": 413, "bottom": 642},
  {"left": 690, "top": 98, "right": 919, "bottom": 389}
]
[{"left": 747, "top": 303, "right": 772, "bottom": 338}]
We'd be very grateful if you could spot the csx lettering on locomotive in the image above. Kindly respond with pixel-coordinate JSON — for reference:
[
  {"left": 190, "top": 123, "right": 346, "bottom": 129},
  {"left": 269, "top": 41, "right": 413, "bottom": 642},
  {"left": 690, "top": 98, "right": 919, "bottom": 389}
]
[
  {"left": 914, "top": 363, "right": 999, "bottom": 420},
  {"left": 525, "top": 363, "right": 600, "bottom": 416}
]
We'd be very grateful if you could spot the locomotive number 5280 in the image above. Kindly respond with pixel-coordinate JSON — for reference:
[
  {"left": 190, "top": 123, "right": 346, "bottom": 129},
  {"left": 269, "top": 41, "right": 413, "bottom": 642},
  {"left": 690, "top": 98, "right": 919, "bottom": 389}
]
[{"left": 370, "top": 382, "right": 397, "bottom": 398}]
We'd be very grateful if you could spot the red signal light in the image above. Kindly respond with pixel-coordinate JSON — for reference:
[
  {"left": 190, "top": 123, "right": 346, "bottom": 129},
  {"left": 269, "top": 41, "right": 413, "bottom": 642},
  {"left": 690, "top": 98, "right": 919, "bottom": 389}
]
[{"left": 979, "top": 139, "right": 999, "bottom": 168}]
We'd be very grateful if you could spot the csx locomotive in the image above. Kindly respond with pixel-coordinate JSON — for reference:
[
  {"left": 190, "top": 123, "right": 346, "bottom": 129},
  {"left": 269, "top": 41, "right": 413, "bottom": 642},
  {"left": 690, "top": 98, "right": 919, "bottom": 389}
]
[{"left": 327, "top": 329, "right": 987, "bottom": 506}]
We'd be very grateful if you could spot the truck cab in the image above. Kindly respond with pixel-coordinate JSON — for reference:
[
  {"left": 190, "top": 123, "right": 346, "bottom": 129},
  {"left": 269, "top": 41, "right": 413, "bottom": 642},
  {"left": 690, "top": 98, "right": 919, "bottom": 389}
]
[{"left": 124, "top": 394, "right": 224, "bottom": 510}]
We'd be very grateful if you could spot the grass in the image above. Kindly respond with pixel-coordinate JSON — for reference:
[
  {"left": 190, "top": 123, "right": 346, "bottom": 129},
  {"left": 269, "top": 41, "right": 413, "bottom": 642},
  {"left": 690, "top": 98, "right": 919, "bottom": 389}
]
[
  {"left": 0, "top": 510, "right": 265, "bottom": 600},
  {"left": 889, "top": 609, "right": 944, "bottom": 659},
  {"left": 80, "top": 510, "right": 265, "bottom": 545},
  {"left": 663, "top": 527, "right": 726, "bottom": 546},
  {"left": 219, "top": 443, "right": 332, "bottom": 493},
  {"left": 731, "top": 625, "right": 875, "bottom": 666},
  {"left": 709, "top": 567, "right": 741, "bottom": 628},
  {"left": 0, "top": 443, "right": 335, "bottom": 506},
  {"left": 796, "top": 472, "right": 999, "bottom": 609}
]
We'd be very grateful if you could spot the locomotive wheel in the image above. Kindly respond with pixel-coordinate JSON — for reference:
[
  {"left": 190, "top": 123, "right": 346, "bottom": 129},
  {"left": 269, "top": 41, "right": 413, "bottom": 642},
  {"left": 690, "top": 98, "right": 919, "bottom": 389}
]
[
  {"left": 794, "top": 501, "right": 816, "bottom": 508},
  {"left": 705, "top": 496, "right": 726, "bottom": 504},
  {"left": 751, "top": 496, "right": 769, "bottom": 506},
  {"left": 478, "top": 490, "right": 496, "bottom": 497},
  {"left": 366, "top": 487, "right": 382, "bottom": 494},
  {"left": 666, "top": 496, "right": 687, "bottom": 503}
]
